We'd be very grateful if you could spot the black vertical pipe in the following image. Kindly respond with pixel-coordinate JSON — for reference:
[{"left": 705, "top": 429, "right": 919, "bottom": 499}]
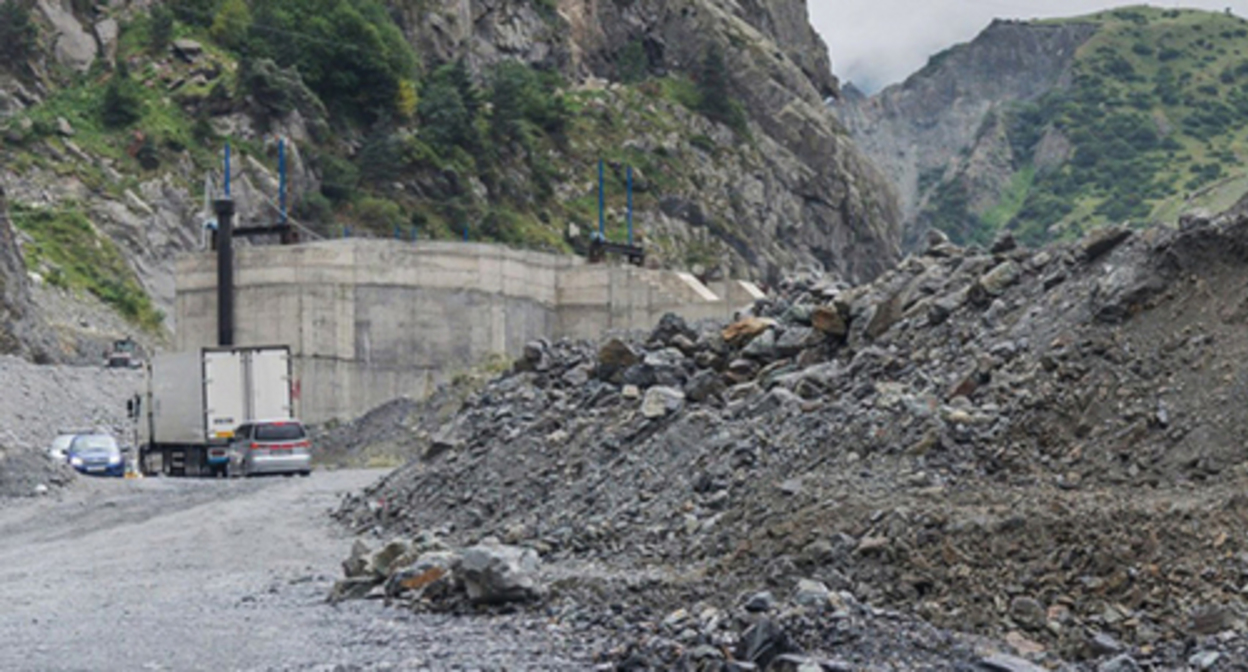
[{"left": 213, "top": 198, "right": 236, "bottom": 347}]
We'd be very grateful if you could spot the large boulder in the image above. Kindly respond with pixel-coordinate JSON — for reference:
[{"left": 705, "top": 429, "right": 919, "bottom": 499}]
[
  {"left": 457, "top": 543, "right": 541, "bottom": 604},
  {"left": 37, "top": 0, "right": 97, "bottom": 73}
]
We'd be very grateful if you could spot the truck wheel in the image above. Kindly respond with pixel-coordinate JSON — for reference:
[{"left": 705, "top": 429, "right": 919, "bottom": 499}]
[{"left": 299, "top": 471, "right": 311, "bottom": 477}]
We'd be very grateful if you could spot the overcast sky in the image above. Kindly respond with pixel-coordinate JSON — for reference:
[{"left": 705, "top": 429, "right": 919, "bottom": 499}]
[{"left": 811, "top": 1, "right": 1248, "bottom": 92}]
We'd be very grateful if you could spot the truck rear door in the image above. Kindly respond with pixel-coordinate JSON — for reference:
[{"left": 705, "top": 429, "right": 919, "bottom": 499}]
[
  {"left": 204, "top": 351, "right": 246, "bottom": 440},
  {"left": 246, "top": 348, "right": 293, "bottom": 421}
]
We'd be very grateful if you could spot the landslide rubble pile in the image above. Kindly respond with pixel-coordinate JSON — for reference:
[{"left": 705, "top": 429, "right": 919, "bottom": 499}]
[{"left": 335, "top": 214, "right": 1248, "bottom": 669}]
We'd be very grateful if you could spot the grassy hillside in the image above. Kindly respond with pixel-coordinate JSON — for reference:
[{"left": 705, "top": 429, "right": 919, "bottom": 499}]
[{"left": 923, "top": 6, "right": 1248, "bottom": 246}]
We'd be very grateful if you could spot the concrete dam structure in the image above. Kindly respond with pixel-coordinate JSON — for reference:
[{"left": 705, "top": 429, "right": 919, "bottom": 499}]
[{"left": 174, "top": 240, "right": 763, "bottom": 422}]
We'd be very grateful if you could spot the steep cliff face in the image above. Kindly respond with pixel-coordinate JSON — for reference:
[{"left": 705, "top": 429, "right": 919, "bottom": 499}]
[
  {"left": 834, "top": 20, "right": 1098, "bottom": 248},
  {"left": 390, "top": 0, "right": 899, "bottom": 282},
  {"left": 0, "top": 187, "right": 52, "bottom": 361}
]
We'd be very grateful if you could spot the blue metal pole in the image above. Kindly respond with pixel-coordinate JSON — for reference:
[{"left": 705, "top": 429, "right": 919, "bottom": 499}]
[
  {"left": 279, "top": 138, "right": 287, "bottom": 224},
  {"left": 463, "top": 222, "right": 469, "bottom": 241},
  {"left": 224, "top": 142, "right": 231, "bottom": 197},
  {"left": 598, "top": 159, "right": 605, "bottom": 238},
  {"left": 627, "top": 166, "right": 634, "bottom": 246}
]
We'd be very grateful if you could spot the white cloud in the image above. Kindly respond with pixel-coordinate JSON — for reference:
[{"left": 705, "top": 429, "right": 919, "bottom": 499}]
[{"left": 811, "top": 1, "right": 1248, "bottom": 92}]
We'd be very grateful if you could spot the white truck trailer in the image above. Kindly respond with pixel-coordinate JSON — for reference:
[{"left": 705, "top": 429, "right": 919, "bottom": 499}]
[{"left": 135, "top": 346, "right": 294, "bottom": 477}]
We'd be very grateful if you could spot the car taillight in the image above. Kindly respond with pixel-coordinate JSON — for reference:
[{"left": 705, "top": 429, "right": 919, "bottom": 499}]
[
  {"left": 250, "top": 442, "right": 259, "bottom": 450},
  {"left": 295, "top": 440, "right": 310, "bottom": 449}
]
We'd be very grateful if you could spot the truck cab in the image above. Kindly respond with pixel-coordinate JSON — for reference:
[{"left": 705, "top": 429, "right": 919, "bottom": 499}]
[{"left": 105, "top": 338, "right": 143, "bottom": 369}]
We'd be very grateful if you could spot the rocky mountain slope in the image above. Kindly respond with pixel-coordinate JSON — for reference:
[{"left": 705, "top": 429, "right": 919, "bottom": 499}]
[
  {"left": 332, "top": 200, "right": 1248, "bottom": 668},
  {"left": 836, "top": 6, "right": 1248, "bottom": 251},
  {"left": 0, "top": 0, "right": 900, "bottom": 363}
]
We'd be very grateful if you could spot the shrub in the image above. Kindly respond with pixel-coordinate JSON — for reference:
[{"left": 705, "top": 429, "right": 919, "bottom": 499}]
[
  {"left": 0, "top": 0, "right": 38, "bottom": 66},
  {"left": 210, "top": 0, "right": 252, "bottom": 50},
  {"left": 618, "top": 40, "right": 649, "bottom": 84},
  {"left": 419, "top": 77, "right": 475, "bottom": 153},
  {"left": 318, "top": 153, "right": 359, "bottom": 203},
  {"left": 171, "top": 0, "right": 220, "bottom": 27},
  {"left": 354, "top": 196, "right": 405, "bottom": 233},
  {"left": 101, "top": 69, "right": 144, "bottom": 129},
  {"left": 695, "top": 45, "right": 748, "bottom": 134},
  {"left": 149, "top": 5, "right": 175, "bottom": 54},
  {"left": 248, "top": 0, "right": 417, "bottom": 122}
]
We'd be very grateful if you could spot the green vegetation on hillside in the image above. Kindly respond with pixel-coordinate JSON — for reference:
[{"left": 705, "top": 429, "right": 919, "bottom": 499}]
[
  {"left": 0, "top": 0, "right": 38, "bottom": 65},
  {"left": 0, "top": 0, "right": 762, "bottom": 331},
  {"left": 10, "top": 204, "right": 164, "bottom": 332},
  {"left": 923, "top": 6, "right": 1248, "bottom": 246}
]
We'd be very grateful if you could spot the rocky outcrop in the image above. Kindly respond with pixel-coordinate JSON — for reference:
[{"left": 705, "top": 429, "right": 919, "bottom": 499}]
[
  {"left": 834, "top": 20, "right": 1099, "bottom": 249},
  {"left": 37, "top": 0, "right": 98, "bottom": 73},
  {"left": 391, "top": 0, "right": 900, "bottom": 283},
  {"left": 0, "top": 187, "right": 51, "bottom": 360}
]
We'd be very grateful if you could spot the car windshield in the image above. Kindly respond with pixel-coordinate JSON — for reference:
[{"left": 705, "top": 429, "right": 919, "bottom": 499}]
[
  {"left": 72, "top": 435, "right": 118, "bottom": 452},
  {"left": 254, "top": 423, "right": 305, "bottom": 441}
]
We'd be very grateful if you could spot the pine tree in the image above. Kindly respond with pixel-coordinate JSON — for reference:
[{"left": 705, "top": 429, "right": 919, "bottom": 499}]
[
  {"left": 695, "top": 44, "right": 747, "bottom": 134},
  {"left": 149, "top": 5, "right": 174, "bottom": 55},
  {"left": 0, "top": 0, "right": 38, "bottom": 65}
]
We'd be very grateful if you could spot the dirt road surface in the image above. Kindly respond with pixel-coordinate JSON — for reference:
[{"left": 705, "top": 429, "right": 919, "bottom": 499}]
[{"left": 0, "top": 470, "right": 593, "bottom": 671}]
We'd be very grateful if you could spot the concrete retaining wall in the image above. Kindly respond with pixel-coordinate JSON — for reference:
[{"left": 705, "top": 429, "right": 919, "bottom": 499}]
[{"left": 176, "top": 240, "right": 759, "bottom": 422}]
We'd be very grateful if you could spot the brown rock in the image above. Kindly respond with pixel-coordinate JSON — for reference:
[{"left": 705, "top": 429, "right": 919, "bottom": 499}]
[
  {"left": 811, "top": 305, "right": 848, "bottom": 337},
  {"left": 1081, "top": 224, "right": 1133, "bottom": 260},
  {"left": 722, "top": 317, "right": 776, "bottom": 347}
]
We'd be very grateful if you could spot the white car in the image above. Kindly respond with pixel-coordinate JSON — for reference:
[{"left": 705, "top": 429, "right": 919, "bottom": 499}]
[{"left": 47, "top": 433, "right": 79, "bottom": 462}]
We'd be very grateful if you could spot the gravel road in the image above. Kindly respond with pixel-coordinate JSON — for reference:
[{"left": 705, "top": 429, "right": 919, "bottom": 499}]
[{"left": 0, "top": 470, "right": 596, "bottom": 671}]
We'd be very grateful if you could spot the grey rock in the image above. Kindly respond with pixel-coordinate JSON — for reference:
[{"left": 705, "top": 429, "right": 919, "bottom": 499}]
[
  {"left": 327, "top": 576, "right": 379, "bottom": 603},
  {"left": 979, "top": 653, "right": 1048, "bottom": 672},
  {"left": 649, "top": 312, "right": 697, "bottom": 347},
  {"left": 172, "top": 39, "right": 204, "bottom": 62},
  {"left": 1009, "top": 595, "right": 1046, "bottom": 630},
  {"left": 991, "top": 231, "right": 1017, "bottom": 254},
  {"left": 37, "top": 0, "right": 96, "bottom": 72},
  {"left": 1087, "top": 632, "right": 1124, "bottom": 656},
  {"left": 642, "top": 386, "right": 685, "bottom": 419},
  {"left": 598, "top": 338, "right": 640, "bottom": 377},
  {"left": 685, "top": 369, "right": 725, "bottom": 404},
  {"left": 735, "top": 619, "right": 796, "bottom": 668},
  {"left": 456, "top": 543, "right": 541, "bottom": 604},
  {"left": 1082, "top": 224, "right": 1133, "bottom": 260},
  {"left": 1096, "top": 654, "right": 1141, "bottom": 672},
  {"left": 55, "top": 117, "right": 74, "bottom": 137},
  {"left": 775, "top": 326, "right": 814, "bottom": 357},
  {"left": 368, "top": 539, "right": 412, "bottom": 578},
  {"left": 792, "top": 578, "right": 830, "bottom": 608},
  {"left": 94, "top": 18, "right": 119, "bottom": 61},
  {"left": 742, "top": 329, "right": 778, "bottom": 360},
  {"left": 744, "top": 590, "right": 775, "bottom": 612},
  {"left": 1189, "top": 651, "right": 1221, "bottom": 670},
  {"left": 978, "top": 260, "right": 1021, "bottom": 297},
  {"left": 342, "top": 539, "right": 372, "bottom": 578}
]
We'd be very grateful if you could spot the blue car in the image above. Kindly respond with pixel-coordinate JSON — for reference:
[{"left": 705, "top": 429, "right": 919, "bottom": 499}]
[{"left": 67, "top": 434, "right": 126, "bottom": 477}]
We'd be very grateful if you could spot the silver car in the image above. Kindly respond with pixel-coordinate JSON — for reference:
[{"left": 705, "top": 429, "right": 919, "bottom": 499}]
[{"left": 228, "top": 419, "right": 312, "bottom": 477}]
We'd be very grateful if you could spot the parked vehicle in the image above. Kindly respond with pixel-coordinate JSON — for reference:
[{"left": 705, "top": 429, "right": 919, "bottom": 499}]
[
  {"left": 133, "top": 346, "right": 294, "bottom": 477},
  {"left": 47, "top": 431, "right": 84, "bottom": 462},
  {"left": 67, "top": 434, "right": 126, "bottom": 477},
  {"left": 227, "top": 419, "right": 312, "bottom": 477},
  {"left": 105, "top": 338, "right": 144, "bottom": 369}
]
